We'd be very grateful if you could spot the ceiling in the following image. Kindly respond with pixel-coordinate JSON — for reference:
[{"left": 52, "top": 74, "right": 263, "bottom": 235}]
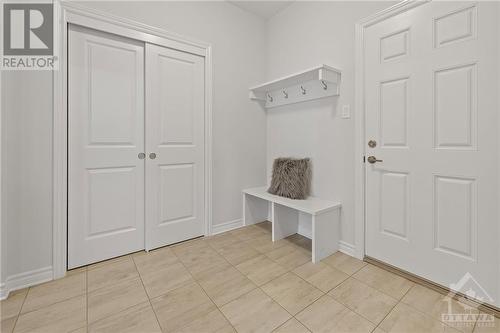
[{"left": 229, "top": 1, "right": 294, "bottom": 19}]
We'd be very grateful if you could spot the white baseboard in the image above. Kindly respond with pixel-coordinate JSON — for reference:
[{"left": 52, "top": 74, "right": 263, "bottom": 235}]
[
  {"left": 0, "top": 266, "right": 53, "bottom": 300},
  {"left": 339, "top": 241, "right": 356, "bottom": 257},
  {"left": 211, "top": 219, "right": 243, "bottom": 235}
]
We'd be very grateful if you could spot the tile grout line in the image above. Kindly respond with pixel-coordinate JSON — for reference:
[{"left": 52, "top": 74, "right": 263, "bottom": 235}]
[
  {"left": 202, "top": 227, "right": 302, "bottom": 331},
  {"left": 288, "top": 289, "right": 331, "bottom": 331},
  {"left": 8, "top": 227, "right": 334, "bottom": 332},
  {"left": 130, "top": 254, "right": 164, "bottom": 332},
  {"left": 374, "top": 278, "right": 480, "bottom": 333},
  {"left": 371, "top": 283, "right": 415, "bottom": 332},
  {"left": 13, "top": 293, "right": 87, "bottom": 319},
  {"left": 10, "top": 287, "right": 30, "bottom": 332},
  {"left": 231, "top": 228, "right": 324, "bottom": 331},
  {"left": 471, "top": 313, "right": 480, "bottom": 333},
  {"left": 398, "top": 294, "right": 476, "bottom": 333},
  {"left": 326, "top": 271, "right": 400, "bottom": 327},
  {"left": 257, "top": 282, "right": 320, "bottom": 329},
  {"left": 11, "top": 277, "right": 88, "bottom": 318},
  {"left": 86, "top": 258, "right": 156, "bottom": 330},
  {"left": 350, "top": 266, "right": 411, "bottom": 302},
  {"left": 285, "top": 256, "right": 373, "bottom": 331},
  {"left": 11, "top": 224, "right": 444, "bottom": 333},
  {"left": 203, "top": 238, "right": 263, "bottom": 307},
  {"left": 222, "top": 225, "right": 348, "bottom": 330},
  {"left": 86, "top": 268, "right": 89, "bottom": 333},
  {"left": 170, "top": 242, "right": 240, "bottom": 333}
]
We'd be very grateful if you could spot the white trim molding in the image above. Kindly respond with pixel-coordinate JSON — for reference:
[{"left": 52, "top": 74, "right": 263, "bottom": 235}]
[
  {"left": 354, "top": 0, "right": 429, "bottom": 260},
  {"left": 338, "top": 241, "right": 356, "bottom": 257},
  {"left": 0, "top": 267, "right": 53, "bottom": 300},
  {"left": 53, "top": 1, "right": 213, "bottom": 279},
  {"left": 211, "top": 219, "right": 244, "bottom": 235}
]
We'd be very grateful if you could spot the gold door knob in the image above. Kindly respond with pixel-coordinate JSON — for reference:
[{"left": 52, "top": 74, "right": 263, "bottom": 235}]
[{"left": 367, "top": 156, "right": 383, "bottom": 164}]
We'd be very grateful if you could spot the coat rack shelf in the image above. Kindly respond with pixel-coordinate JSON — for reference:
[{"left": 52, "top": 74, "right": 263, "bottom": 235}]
[{"left": 249, "top": 64, "right": 341, "bottom": 109}]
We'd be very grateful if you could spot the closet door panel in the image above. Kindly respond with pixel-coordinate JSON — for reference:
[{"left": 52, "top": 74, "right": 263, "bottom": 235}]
[
  {"left": 157, "top": 54, "right": 195, "bottom": 145},
  {"left": 68, "top": 25, "right": 145, "bottom": 268},
  {"left": 145, "top": 44, "right": 205, "bottom": 250}
]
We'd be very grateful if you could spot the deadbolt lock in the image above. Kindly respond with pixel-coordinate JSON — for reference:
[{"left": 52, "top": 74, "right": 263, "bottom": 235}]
[{"left": 368, "top": 140, "right": 377, "bottom": 148}]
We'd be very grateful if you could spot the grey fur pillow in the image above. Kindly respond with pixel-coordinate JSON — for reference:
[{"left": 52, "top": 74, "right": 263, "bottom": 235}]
[{"left": 268, "top": 157, "right": 311, "bottom": 200}]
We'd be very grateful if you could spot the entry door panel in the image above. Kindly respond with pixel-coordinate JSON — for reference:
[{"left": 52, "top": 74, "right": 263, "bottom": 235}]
[
  {"left": 68, "top": 25, "right": 145, "bottom": 268},
  {"left": 364, "top": 2, "right": 498, "bottom": 305},
  {"left": 145, "top": 44, "right": 205, "bottom": 250}
]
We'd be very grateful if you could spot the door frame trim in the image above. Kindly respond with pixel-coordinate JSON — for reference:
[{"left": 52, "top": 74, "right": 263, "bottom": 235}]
[
  {"left": 353, "top": 0, "right": 429, "bottom": 260},
  {"left": 53, "top": 2, "right": 213, "bottom": 278}
]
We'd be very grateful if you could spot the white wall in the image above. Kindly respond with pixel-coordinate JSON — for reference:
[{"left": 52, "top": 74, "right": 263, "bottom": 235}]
[
  {"left": 1, "top": 71, "right": 54, "bottom": 287},
  {"left": 1, "top": 1, "right": 268, "bottom": 293},
  {"left": 265, "top": 1, "right": 395, "bottom": 249}
]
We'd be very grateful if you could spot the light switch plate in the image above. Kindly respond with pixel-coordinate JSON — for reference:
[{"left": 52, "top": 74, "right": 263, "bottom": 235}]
[{"left": 341, "top": 104, "right": 351, "bottom": 119}]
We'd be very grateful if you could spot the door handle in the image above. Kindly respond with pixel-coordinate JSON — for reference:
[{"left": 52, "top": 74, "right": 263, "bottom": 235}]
[
  {"left": 138, "top": 153, "right": 146, "bottom": 160},
  {"left": 367, "top": 156, "right": 383, "bottom": 164},
  {"left": 149, "top": 152, "right": 157, "bottom": 160}
]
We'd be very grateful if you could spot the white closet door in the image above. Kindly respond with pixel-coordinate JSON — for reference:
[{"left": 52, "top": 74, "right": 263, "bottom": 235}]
[
  {"left": 68, "top": 25, "right": 145, "bottom": 268},
  {"left": 145, "top": 44, "right": 205, "bottom": 250}
]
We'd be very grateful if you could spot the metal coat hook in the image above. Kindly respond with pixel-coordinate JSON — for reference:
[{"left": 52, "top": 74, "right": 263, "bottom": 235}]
[
  {"left": 321, "top": 80, "right": 328, "bottom": 90},
  {"left": 300, "top": 86, "right": 306, "bottom": 95},
  {"left": 267, "top": 93, "right": 273, "bottom": 102},
  {"left": 282, "top": 90, "right": 288, "bottom": 99}
]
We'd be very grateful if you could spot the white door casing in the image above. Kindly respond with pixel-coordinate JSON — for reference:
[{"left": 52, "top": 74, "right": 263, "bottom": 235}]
[
  {"left": 68, "top": 25, "right": 145, "bottom": 268},
  {"left": 145, "top": 44, "right": 205, "bottom": 250},
  {"left": 363, "top": 1, "right": 498, "bottom": 306}
]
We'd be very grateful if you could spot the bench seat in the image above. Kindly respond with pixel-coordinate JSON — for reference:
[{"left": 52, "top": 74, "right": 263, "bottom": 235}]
[{"left": 243, "top": 186, "right": 341, "bottom": 263}]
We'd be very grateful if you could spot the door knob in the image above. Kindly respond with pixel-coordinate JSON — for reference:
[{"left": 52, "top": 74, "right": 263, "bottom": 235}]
[
  {"left": 149, "top": 152, "right": 157, "bottom": 160},
  {"left": 367, "top": 156, "right": 383, "bottom": 164},
  {"left": 138, "top": 153, "right": 146, "bottom": 160}
]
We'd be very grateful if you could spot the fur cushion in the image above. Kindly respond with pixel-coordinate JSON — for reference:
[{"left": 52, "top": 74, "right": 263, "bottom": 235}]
[{"left": 268, "top": 157, "right": 311, "bottom": 200}]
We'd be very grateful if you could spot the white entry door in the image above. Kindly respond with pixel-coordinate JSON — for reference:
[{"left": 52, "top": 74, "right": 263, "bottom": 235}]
[
  {"left": 145, "top": 44, "right": 205, "bottom": 250},
  {"left": 364, "top": 2, "right": 498, "bottom": 305},
  {"left": 68, "top": 25, "right": 145, "bottom": 268}
]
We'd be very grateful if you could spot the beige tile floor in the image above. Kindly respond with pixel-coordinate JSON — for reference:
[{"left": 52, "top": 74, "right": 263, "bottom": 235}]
[{"left": 1, "top": 222, "right": 498, "bottom": 333}]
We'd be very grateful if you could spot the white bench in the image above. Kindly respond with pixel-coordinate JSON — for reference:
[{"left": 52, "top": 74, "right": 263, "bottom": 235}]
[{"left": 243, "top": 187, "right": 341, "bottom": 263}]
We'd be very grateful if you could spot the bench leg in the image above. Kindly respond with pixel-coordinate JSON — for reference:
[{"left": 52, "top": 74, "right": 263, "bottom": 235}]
[
  {"left": 272, "top": 203, "right": 299, "bottom": 242},
  {"left": 243, "top": 193, "right": 269, "bottom": 226},
  {"left": 312, "top": 209, "right": 340, "bottom": 263}
]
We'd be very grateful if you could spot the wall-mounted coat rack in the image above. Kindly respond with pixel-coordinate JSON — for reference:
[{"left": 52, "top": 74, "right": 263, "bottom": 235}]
[{"left": 249, "top": 65, "right": 341, "bottom": 109}]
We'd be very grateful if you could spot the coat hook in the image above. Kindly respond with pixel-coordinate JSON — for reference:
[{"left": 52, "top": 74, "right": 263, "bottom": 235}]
[
  {"left": 300, "top": 86, "right": 306, "bottom": 95},
  {"left": 282, "top": 90, "right": 288, "bottom": 99},
  {"left": 321, "top": 80, "right": 328, "bottom": 90},
  {"left": 267, "top": 93, "right": 273, "bottom": 102}
]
